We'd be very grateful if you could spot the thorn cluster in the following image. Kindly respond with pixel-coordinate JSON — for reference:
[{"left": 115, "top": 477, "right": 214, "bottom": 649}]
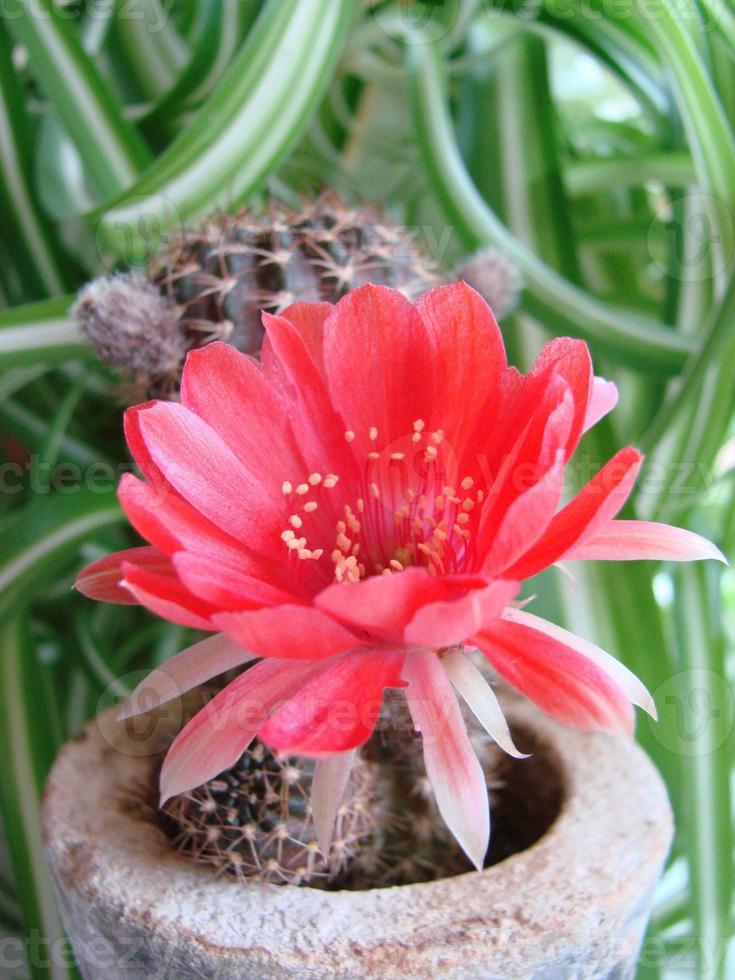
[
  {"left": 76, "top": 193, "right": 440, "bottom": 400},
  {"left": 162, "top": 739, "right": 383, "bottom": 886}
]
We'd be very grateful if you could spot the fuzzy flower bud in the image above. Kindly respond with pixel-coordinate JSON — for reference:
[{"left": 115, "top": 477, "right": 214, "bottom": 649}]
[
  {"left": 73, "top": 274, "right": 185, "bottom": 388},
  {"left": 454, "top": 247, "right": 522, "bottom": 319}
]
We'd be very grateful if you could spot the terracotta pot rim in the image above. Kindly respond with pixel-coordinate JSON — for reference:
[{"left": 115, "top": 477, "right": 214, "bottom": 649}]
[{"left": 43, "top": 693, "right": 673, "bottom": 979}]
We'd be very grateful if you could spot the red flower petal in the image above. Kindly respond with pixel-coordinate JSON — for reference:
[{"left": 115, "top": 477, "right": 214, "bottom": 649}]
[
  {"left": 120, "top": 561, "right": 216, "bottom": 630},
  {"left": 505, "top": 446, "right": 643, "bottom": 579},
  {"left": 481, "top": 453, "right": 565, "bottom": 575},
  {"left": 261, "top": 311, "right": 358, "bottom": 481},
  {"left": 258, "top": 649, "right": 405, "bottom": 754},
  {"left": 403, "top": 651, "right": 490, "bottom": 870},
  {"left": 118, "top": 473, "right": 272, "bottom": 578},
  {"left": 315, "top": 567, "right": 486, "bottom": 643},
  {"left": 502, "top": 607, "right": 656, "bottom": 719},
  {"left": 180, "top": 342, "right": 305, "bottom": 493},
  {"left": 404, "top": 580, "right": 518, "bottom": 647},
  {"left": 75, "top": 546, "right": 172, "bottom": 604},
  {"left": 473, "top": 380, "right": 573, "bottom": 555},
  {"left": 566, "top": 520, "right": 727, "bottom": 563},
  {"left": 173, "top": 552, "right": 301, "bottom": 610},
  {"left": 527, "top": 337, "right": 592, "bottom": 459},
  {"left": 135, "top": 401, "right": 284, "bottom": 552},
  {"left": 213, "top": 605, "right": 363, "bottom": 660},
  {"left": 474, "top": 619, "right": 634, "bottom": 735},
  {"left": 159, "top": 658, "right": 321, "bottom": 802},
  {"left": 416, "top": 283, "right": 505, "bottom": 456},
  {"left": 322, "top": 284, "right": 435, "bottom": 458},
  {"left": 124, "top": 401, "right": 166, "bottom": 485},
  {"left": 280, "top": 301, "right": 333, "bottom": 377}
]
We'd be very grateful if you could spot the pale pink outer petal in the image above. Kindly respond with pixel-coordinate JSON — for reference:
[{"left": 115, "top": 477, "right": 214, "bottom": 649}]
[
  {"left": 442, "top": 650, "right": 529, "bottom": 758},
  {"left": 403, "top": 651, "right": 490, "bottom": 871},
  {"left": 311, "top": 750, "right": 356, "bottom": 855},
  {"left": 566, "top": 520, "right": 727, "bottom": 564},
  {"left": 119, "top": 633, "right": 256, "bottom": 720},
  {"left": 583, "top": 377, "right": 618, "bottom": 432},
  {"left": 159, "top": 658, "right": 320, "bottom": 803},
  {"left": 502, "top": 607, "right": 657, "bottom": 719},
  {"left": 404, "top": 580, "right": 519, "bottom": 648}
]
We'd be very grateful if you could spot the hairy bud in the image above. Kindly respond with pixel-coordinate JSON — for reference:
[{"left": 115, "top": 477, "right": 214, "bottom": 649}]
[
  {"left": 74, "top": 275, "right": 185, "bottom": 394},
  {"left": 454, "top": 247, "right": 522, "bottom": 320}
]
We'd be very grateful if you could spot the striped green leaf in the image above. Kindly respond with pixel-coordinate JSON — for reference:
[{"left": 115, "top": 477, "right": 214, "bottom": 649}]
[
  {"left": 96, "top": 0, "right": 353, "bottom": 260},
  {"left": 0, "top": 297, "right": 88, "bottom": 370},
  {"left": 0, "top": 23, "right": 67, "bottom": 299},
  {"left": 4, "top": 0, "right": 150, "bottom": 201},
  {"left": 409, "top": 39, "right": 696, "bottom": 375}
]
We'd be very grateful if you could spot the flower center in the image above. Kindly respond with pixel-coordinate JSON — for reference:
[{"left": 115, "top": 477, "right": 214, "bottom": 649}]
[{"left": 280, "top": 421, "right": 485, "bottom": 584}]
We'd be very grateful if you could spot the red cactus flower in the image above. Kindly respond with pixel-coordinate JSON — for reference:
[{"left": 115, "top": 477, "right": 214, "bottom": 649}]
[{"left": 77, "top": 283, "right": 723, "bottom": 868}]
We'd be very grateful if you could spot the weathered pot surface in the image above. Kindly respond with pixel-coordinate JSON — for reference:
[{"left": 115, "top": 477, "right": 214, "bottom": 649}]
[{"left": 42, "top": 693, "right": 672, "bottom": 980}]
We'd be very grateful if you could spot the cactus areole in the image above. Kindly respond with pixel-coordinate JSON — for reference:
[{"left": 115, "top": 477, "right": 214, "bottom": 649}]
[{"left": 77, "top": 282, "right": 722, "bottom": 870}]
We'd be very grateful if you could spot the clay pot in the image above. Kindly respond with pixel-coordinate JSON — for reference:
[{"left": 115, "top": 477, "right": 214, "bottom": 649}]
[{"left": 42, "top": 695, "right": 672, "bottom": 979}]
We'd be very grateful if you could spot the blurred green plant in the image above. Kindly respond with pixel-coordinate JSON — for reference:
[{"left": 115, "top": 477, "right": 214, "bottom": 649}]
[{"left": 0, "top": 1, "right": 733, "bottom": 977}]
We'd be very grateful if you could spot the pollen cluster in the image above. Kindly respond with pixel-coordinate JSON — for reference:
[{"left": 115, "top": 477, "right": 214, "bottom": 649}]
[{"left": 279, "top": 421, "right": 487, "bottom": 583}]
